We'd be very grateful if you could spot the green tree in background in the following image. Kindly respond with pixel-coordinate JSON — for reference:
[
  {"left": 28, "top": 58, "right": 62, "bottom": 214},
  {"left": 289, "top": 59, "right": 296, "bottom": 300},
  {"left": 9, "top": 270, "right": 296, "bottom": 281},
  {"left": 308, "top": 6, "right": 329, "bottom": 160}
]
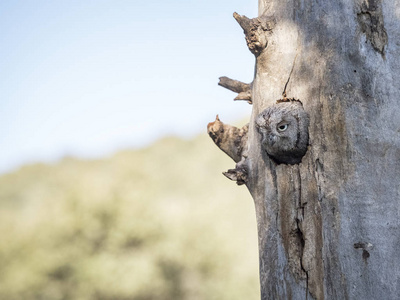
[{"left": 0, "top": 134, "right": 259, "bottom": 300}]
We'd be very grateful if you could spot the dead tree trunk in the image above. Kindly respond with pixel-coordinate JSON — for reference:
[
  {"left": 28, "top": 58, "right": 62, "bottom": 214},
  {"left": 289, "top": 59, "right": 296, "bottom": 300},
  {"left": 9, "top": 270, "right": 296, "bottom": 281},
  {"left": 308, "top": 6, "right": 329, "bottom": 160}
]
[{"left": 208, "top": 0, "right": 400, "bottom": 299}]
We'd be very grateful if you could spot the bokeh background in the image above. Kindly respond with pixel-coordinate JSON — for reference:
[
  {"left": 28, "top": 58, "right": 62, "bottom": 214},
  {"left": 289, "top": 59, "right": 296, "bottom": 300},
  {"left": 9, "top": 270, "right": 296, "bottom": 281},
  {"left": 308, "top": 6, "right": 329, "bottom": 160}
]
[{"left": 0, "top": 1, "right": 260, "bottom": 299}]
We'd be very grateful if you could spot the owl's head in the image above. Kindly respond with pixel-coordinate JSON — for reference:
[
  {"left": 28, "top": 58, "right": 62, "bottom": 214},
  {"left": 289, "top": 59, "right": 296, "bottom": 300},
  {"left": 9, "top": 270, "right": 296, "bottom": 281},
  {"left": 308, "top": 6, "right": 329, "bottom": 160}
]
[{"left": 255, "top": 101, "right": 310, "bottom": 165}]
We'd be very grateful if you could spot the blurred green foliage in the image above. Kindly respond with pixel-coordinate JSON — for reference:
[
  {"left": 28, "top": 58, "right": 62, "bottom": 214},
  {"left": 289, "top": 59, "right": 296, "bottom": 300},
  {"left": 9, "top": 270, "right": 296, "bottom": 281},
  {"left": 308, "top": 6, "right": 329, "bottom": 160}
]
[{"left": 0, "top": 134, "right": 259, "bottom": 300}]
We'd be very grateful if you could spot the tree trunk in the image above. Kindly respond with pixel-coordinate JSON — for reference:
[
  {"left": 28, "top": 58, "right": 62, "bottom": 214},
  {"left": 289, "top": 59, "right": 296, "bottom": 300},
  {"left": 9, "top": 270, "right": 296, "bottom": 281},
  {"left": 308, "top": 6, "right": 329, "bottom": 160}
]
[{"left": 208, "top": 0, "right": 400, "bottom": 299}]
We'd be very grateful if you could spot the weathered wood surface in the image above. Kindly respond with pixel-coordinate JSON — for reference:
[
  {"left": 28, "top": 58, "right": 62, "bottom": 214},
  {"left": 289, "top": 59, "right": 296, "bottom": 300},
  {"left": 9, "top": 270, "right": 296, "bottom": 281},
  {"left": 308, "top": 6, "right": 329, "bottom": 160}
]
[{"left": 209, "top": 0, "right": 400, "bottom": 299}]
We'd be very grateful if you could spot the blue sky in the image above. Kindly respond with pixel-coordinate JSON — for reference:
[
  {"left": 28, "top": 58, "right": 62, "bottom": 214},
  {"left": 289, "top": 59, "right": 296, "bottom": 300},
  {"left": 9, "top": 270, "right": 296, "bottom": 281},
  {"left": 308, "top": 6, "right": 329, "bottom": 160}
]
[{"left": 0, "top": 0, "right": 257, "bottom": 174}]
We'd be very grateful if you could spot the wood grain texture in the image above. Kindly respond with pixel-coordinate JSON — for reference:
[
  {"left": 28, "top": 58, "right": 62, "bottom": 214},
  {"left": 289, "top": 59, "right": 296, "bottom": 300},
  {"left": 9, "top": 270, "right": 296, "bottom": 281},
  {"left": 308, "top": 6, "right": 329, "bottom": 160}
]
[{"left": 210, "top": 0, "right": 400, "bottom": 299}]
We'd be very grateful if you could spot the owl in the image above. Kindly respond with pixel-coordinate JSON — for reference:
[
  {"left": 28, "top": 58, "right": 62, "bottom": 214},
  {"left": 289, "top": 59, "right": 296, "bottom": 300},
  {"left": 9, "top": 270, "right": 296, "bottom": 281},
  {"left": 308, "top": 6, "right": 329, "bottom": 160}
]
[{"left": 255, "top": 100, "right": 310, "bottom": 165}]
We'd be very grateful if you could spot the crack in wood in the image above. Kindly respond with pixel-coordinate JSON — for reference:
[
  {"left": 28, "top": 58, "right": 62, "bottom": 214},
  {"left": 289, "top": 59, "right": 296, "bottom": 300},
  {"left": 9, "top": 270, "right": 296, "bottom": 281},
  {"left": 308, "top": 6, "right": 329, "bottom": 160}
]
[
  {"left": 296, "top": 167, "right": 309, "bottom": 300},
  {"left": 282, "top": 53, "right": 298, "bottom": 99}
]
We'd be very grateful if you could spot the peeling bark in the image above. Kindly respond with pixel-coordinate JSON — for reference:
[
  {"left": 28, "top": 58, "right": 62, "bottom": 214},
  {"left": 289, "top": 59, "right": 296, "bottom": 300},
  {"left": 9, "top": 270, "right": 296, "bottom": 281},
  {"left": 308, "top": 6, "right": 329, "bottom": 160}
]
[{"left": 357, "top": 0, "right": 388, "bottom": 56}]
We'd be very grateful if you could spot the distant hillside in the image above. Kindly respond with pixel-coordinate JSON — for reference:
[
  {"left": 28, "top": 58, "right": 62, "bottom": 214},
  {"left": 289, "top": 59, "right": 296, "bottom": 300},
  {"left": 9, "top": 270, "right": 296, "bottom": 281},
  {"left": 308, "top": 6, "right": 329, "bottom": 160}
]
[{"left": 0, "top": 133, "right": 259, "bottom": 300}]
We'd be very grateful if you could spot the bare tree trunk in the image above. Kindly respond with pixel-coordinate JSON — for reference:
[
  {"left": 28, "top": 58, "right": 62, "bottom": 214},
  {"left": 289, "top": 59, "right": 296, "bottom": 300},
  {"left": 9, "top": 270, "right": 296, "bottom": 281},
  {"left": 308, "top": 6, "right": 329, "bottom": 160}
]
[{"left": 208, "top": 0, "right": 400, "bottom": 299}]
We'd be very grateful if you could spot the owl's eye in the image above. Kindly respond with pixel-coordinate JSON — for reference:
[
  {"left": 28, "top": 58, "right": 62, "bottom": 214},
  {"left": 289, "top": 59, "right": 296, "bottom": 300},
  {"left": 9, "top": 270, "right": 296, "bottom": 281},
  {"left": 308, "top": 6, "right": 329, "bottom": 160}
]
[{"left": 277, "top": 124, "right": 288, "bottom": 132}]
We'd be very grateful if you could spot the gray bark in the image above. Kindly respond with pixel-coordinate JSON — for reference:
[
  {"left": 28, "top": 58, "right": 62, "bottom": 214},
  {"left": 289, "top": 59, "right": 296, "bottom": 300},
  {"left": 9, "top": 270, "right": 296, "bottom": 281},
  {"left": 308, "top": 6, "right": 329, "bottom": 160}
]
[{"left": 208, "top": 0, "right": 400, "bottom": 299}]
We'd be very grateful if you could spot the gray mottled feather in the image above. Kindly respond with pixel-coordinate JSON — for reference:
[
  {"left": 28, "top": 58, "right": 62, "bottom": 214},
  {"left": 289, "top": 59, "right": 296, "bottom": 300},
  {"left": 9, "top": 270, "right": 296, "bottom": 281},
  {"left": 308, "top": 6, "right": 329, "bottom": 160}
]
[{"left": 256, "top": 101, "right": 310, "bottom": 165}]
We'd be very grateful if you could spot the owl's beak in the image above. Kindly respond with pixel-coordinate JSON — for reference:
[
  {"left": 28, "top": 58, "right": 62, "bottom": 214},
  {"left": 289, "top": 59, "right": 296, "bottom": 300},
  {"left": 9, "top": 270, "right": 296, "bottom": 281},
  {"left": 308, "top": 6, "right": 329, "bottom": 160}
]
[{"left": 268, "top": 134, "right": 276, "bottom": 146}]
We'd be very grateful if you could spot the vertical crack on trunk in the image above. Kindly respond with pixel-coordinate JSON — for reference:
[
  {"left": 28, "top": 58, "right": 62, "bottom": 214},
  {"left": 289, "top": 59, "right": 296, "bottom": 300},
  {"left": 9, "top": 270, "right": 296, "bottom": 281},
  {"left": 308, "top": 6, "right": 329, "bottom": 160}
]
[
  {"left": 294, "top": 219, "right": 308, "bottom": 299},
  {"left": 269, "top": 162, "right": 279, "bottom": 226},
  {"left": 282, "top": 53, "right": 298, "bottom": 99},
  {"left": 278, "top": 165, "right": 310, "bottom": 294},
  {"left": 296, "top": 167, "right": 309, "bottom": 299},
  {"left": 315, "top": 158, "right": 325, "bottom": 202},
  {"left": 296, "top": 221, "right": 309, "bottom": 300}
]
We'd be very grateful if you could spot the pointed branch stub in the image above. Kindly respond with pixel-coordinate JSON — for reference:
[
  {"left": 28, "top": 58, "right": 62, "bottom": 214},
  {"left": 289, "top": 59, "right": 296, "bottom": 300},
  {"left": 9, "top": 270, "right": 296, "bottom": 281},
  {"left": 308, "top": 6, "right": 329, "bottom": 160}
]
[
  {"left": 207, "top": 115, "right": 249, "bottom": 163},
  {"left": 218, "top": 76, "right": 252, "bottom": 104},
  {"left": 233, "top": 12, "right": 253, "bottom": 33},
  {"left": 233, "top": 12, "right": 275, "bottom": 56},
  {"left": 223, "top": 167, "right": 247, "bottom": 185},
  {"left": 222, "top": 155, "right": 249, "bottom": 185}
]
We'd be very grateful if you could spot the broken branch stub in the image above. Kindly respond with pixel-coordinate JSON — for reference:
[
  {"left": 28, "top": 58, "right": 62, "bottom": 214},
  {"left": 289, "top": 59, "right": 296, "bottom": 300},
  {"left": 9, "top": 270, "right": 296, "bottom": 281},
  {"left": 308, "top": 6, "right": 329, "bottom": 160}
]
[
  {"left": 218, "top": 76, "right": 250, "bottom": 94},
  {"left": 207, "top": 115, "right": 249, "bottom": 163},
  {"left": 234, "top": 91, "right": 252, "bottom": 102},
  {"left": 223, "top": 155, "right": 249, "bottom": 185},
  {"left": 218, "top": 76, "right": 252, "bottom": 104},
  {"left": 223, "top": 166, "right": 247, "bottom": 185},
  {"left": 233, "top": 12, "right": 275, "bottom": 56}
]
